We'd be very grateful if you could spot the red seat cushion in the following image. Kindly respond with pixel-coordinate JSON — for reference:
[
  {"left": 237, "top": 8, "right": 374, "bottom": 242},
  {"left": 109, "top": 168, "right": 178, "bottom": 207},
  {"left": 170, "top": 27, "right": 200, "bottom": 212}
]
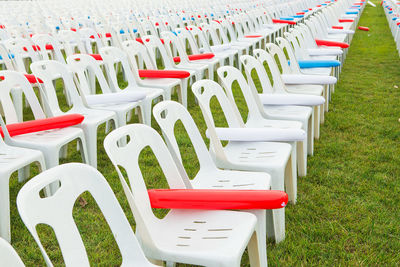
[
  {"left": 137, "top": 38, "right": 165, "bottom": 44},
  {"left": 173, "top": 53, "right": 215, "bottom": 63},
  {"left": 45, "top": 44, "right": 54, "bottom": 50},
  {"left": 148, "top": 189, "right": 288, "bottom": 210},
  {"left": 332, "top": 26, "right": 344, "bottom": 29},
  {"left": 24, "top": 74, "right": 43, "bottom": 83},
  {"left": 89, "top": 54, "right": 103, "bottom": 61},
  {"left": 315, "top": 39, "right": 349, "bottom": 48},
  {"left": 272, "top": 19, "right": 296, "bottom": 25},
  {"left": 138, "top": 69, "right": 191, "bottom": 78},
  {"left": 339, "top": 19, "right": 354, "bottom": 22},
  {"left": 0, "top": 114, "right": 84, "bottom": 137},
  {"left": 245, "top": 35, "right": 263, "bottom": 38},
  {"left": 358, "top": 26, "right": 369, "bottom": 31}
]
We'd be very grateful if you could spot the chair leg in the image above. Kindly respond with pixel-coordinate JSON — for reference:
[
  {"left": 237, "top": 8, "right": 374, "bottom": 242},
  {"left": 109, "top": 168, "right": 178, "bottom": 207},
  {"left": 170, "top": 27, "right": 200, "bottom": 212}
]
[
  {"left": 313, "top": 106, "right": 320, "bottom": 140},
  {"left": 308, "top": 113, "right": 314, "bottom": 155},
  {"left": 248, "top": 210, "right": 267, "bottom": 267},
  {"left": 285, "top": 153, "right": 297, "bottom": 204},
  {"left": 0, "top": 173, "right": 11, "bottom": 242},
  {"left": 297, "top": 140, "right": 307, "bottom": 177}
]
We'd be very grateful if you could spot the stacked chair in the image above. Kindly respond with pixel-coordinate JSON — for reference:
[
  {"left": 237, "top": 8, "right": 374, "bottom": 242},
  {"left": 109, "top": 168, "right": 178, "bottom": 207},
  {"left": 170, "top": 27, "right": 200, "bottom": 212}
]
[{"left": 0, "top": 0, "right": 366, "bottom": 265}]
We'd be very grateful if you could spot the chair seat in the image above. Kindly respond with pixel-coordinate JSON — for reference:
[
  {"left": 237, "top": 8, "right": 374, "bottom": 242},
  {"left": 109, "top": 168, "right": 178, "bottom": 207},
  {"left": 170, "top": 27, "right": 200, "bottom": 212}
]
[
  {"left": 286, "top": 84, "right": 324, "bottom": 95},
  {"left": 0, "top": 145, "right": 43, "bottom": 174},
  {"left": 263, "top": 105, "right": 312, "bottom": 122},
  {"left": 12, "top": 126, "right": 83, "bottom": 146},
  {"left": 245, "top": 118, "right": 303, "bottom": 129},
  {"left": 192, "top": 168, "right": 271, "bottom": 189},
  {"left": 141, "top": 77, "right": 181, "bottom": 87},
  {"left": 149, "top": 209, "right": 257, "bottom": 266},
  {"left": 223, "top": 141, "right": 292, "bottom": 169}
]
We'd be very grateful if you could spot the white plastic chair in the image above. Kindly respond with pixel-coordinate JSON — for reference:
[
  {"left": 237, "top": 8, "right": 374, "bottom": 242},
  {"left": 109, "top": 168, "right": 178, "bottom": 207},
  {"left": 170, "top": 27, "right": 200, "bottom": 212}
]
[
  {"left": 241, "top": 51, "right": 316, "bottom": 161},
  {"left": 0, "top": 116, "right": 45, "bottom": 242},
  {"left": 216, "top": 65, "right": 305, "bottom": 181},
  {"left": 31, "top": 34, "right": 65, "bottom": 63},
  {"left": 104, "top": 123, "right": 262, "bottom": 266},
  {"left": 191, "top": 79, "right": 294, "bottom": 242},
  {"left": 262, "top": 44, "right": 324, "bottom": 139},
  {"left": 0, "top": 70, "right": 89, "bottom": 192},
  {"left": 122, "top": 40, "right": 186, "bottom": 107},
  {"left": 16, "top": 163, "right": 158, "bottom": 267},
  {"left": 161, "top": 31, "right": 212, "bottom": 80},
  {"left": 153, "top": 100, "right": 271, "bottom": 265},
  {"left": 66, "top": 54, "right": 145, "bottom": 126},
  {"left": 31, "top": 60, "right": 118, "bottom": 168},
  {"left": 0, "top": 237, "right": 25, "bottom": 266},
  {"left": 99, "top": 46, "right": 166, "bottom": 125}
]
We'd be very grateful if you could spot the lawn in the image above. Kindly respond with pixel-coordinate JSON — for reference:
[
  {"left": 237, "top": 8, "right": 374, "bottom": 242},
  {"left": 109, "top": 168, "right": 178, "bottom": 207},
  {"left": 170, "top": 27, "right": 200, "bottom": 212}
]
[{"left": 7, "top": 1, "right": 400, "bottom": 265}]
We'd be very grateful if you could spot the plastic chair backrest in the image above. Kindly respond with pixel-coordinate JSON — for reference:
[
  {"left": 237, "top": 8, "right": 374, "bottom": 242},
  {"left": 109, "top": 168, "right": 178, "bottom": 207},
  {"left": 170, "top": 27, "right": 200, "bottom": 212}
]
[
  {"left": 31, "top": 34, "right": 65, "bottom": 63},
  {"left": 160, "top": 31, "right": 190, "bottom": 65},
  {"left": 58, "top": 30, "right": 88, "bottom": 56},
  {"left": 175, "top": 28, "right": 200, "bottom": 54},
  {"left": 103, "top": 124, "right": 187, "bottom": 246},
  {"left": 142, "top": 35, "right": 175, "bottom": 69},
  {"left": 17, "top": 163, "right": 154, "bottom": 267},
  {"left": 0, "top": 42, "right": 16, "bottom": 70},
  {"left": 252, "top": 49, "right": 287, "bottom": 92},
  {"left": 217, "top": 65, "right": 267, "bottom": 123},
  {"left": 187, "top": 26, "right": 212, "bottom": 53},
  {"left": 122, "top": 40, "right": 157, "bottom": 70},
  {"left": 0, "top": 237, "right": 25, "bottom": 267},
  {"left": 66, "top": 53, "right": 112, "bottom": 95},
  {"left": 153, "top": 100, "right": 218, "bottom": 174},
  {"left": 78, "top": 27, "right": 103, "bottom": 54},
  {"left": 0, "top": 70, "right": 46, "bottom": 124},
  {"left": 99, "top": 46, "right": 141, "bottom": 91},
  {"left": 31, "top": 60, "right": 87, "bottom": 114},
  {"left": 240, "top": 54, "right": 274, "bottom": 94},
  {"left": 275, "top": 37, "right": 301, "bottom": 74}
]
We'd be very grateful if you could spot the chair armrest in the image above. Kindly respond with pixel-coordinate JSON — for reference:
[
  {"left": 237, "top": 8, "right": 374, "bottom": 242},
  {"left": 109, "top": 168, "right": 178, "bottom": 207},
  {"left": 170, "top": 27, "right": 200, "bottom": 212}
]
[{"left": 148, "top": 189, "right": 288, "bottom": 209}]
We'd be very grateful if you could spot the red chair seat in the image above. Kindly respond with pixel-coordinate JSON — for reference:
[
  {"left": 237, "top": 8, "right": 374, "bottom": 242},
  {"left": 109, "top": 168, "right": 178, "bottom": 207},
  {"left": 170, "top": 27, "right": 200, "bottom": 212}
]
[
  {"left": 272, "top": 19, "right": 296, "bottom": 25},
  {"left": 89, "top": 54, "right": 103, "bottom": 61},
  {"left": 148, "top": 189, "right": 288, "bottom": 210},
  {"left": 138, "top": 69, "right": 191, "bottom": 78},
  {"left": 0, "top": 114, "right": 84, "bottom": 137},
  {"left": 244, "top": 35, "right": 263, "bottom": 38},
  {"left": 332, "top": 26, "right": 344, "bottom": 29},
  {"left": 173, "top": 53, "right": 215, "bottom": 63},
  {"left": 315, "top": 39, "right": 349, "bottom": 48},
  {"left": 24, "top": 74, "right": 43, "bottom": 83},
  {"left": 358, "top": 26, "right": 369, "bottom": 31},
  {"left": 339, "top": 19, "right": 354, "bottom": 22}
]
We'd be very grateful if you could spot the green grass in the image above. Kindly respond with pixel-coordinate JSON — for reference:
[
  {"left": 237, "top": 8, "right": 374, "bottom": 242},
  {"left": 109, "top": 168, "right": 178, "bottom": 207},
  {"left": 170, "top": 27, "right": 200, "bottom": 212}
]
[{"left": 7, "top": 1, "right": 400, "bottom": 265}]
